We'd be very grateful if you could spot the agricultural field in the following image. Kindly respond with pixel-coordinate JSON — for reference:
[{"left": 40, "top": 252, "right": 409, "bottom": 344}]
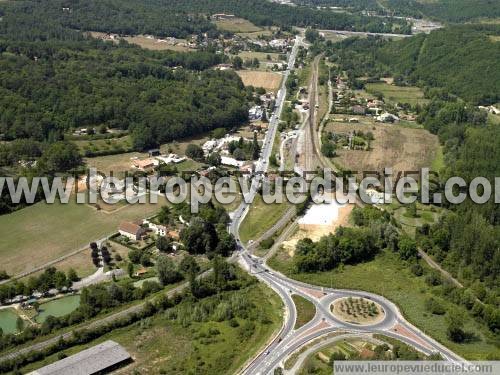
[
  {"left": 0, "top": 198, "right": 167, "bottom": 276},
  {"left": 237, "top": 51, "right": 282, "bottom": 62},
  {"left": 268, "top": 249, "right": 500, "bottom": 360},
  {"left": 74, "top": 135, "right": 133, "bottom": 157},
  {"left": 88, "top": 32, "right": 191, "bottom": 52},
  {"left": 365, "top": 83, "right": 428, "bottom": 106},
  {"left": 19, "top": 283, "right": 283, "bottom": 375},
  {"left": 214, "top": 17, "right": 263, "bottom": 33},
  {"left": 84, "top": 151, "right": 147, "bottom": 175},
  {"left": 323, "top": 119, "right": 439, "bottom": 178},
  {"left": 123, "top": 35, "right": 191, "bottom": 52},
  {"left": 236, "top": 70, "right": 283, "bottom": 93}
]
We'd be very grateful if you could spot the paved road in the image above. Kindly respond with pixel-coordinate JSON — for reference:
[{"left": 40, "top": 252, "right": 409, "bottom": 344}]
[{"left": 229, "top": 37, "right": 465, "bottom": 375}]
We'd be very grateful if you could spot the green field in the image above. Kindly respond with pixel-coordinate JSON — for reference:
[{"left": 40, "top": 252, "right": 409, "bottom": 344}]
[
  {"left": 239, "top": 194, "right": 292, "bottom": 244},
  {"left": 292, "top": 295, "right": 316, "bottom": 329},
  {"left": 269, "top": 249, "right": 500, "bottom": 360},
  {"left": 366, "top": 82, "right": 428, "bottom": 106},
  {"left": 0, "top": 198, "right": 165, "bottom": 275},
  {"left": 19, "top": 283, "right": 283, "bottom": 374},
  {"left": 74, "top": 135, "right": 133, "bottom": 156},
  {"left": 214, "top": 18, "right": 263, "bottom": 33}
]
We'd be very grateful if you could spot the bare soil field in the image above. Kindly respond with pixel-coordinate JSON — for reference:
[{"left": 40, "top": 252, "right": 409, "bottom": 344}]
[
  {"left": 324, "top": 120, "right": 439, "bottom": 178},
  {"left": 236, "top": 70, "right": 283, "bottom": 92}
]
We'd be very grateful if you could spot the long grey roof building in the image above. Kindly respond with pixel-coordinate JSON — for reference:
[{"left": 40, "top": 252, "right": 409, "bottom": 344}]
[{"left": 28, "top": 340, "right": 132, "bottom": 375}]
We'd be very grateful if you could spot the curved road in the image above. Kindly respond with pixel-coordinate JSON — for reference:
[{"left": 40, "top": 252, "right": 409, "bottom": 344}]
[{"left": 230, "top": 35, "right": 465, "bottom": 375}]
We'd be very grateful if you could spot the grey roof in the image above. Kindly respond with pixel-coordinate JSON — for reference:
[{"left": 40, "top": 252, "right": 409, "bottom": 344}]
[{"left": 29, "top": 340, "right": 131, "bottom": 375}]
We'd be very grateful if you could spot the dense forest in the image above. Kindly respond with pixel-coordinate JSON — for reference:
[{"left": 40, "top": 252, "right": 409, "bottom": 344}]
[
  {"left": 386, "top": 0, "right": 500, "bottom": 23},
  {"left": 326, "top": 25, "right": 500, "bottom": 105},
  {"left": 164, "top": 0, "right": 411, "bottom": 34},
  {"left": 0, "top": 1, "right": 248, "bottom": 148},
  {"left": 293, "top": 0, "right": 500, "bottom": 23},
  {"left": 1, "top": 0, "right": 412, "bottom": 36}
]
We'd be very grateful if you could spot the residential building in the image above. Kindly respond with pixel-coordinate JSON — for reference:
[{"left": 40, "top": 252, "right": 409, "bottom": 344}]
[
  {"left": 132, "top": 158, "right": 157, "bottom": 171},
  {"left": 119, "top": 221, "right": 145, "bottom": 241}
]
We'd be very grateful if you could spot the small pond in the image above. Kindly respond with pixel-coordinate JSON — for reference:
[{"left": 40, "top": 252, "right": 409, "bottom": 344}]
[
  {"left": 0, "top": 308, "right": 20, "bottom": 334},
  {"left": 35, "top": 295, "right": 81, "bottom": 323}
]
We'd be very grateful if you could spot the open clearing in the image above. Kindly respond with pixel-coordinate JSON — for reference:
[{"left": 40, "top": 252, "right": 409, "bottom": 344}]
[
  {"left": 0, "top": 198, "right": 166, "bottom": 276},
  {"left": 19, "top": 283, "right": 283, "bottom": 375},
  {"left": 214, "top": 18, "right": 262, "bottom": 33},
  {"left": 236, "top": 70, "right": 283, "bottom": 93},
  {"left": 324, "top": 120, "right": 439, "bottom": 178},
  {"left": 237, "top": 51, "right": 282, "bottom": 62},
  {"left": 365, "top": 82, "right": 428, "bottom": 106},
  {"left": 124, "top": 35, "right": 190, "bottom": 51},
  {"left": 75, "top": 135, "right": 133, "bottom": 156}
]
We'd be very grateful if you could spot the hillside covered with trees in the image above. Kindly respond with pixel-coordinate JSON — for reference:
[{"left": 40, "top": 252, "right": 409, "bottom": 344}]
[
  {"left": 0, "top": 1, "right": 248, "bottom": 151},
  {"left": 386, "top": 0, "right": 500, "bottom": 23},
  {"left": 327, "top": 25, "right": 500, "bottom": 105}
]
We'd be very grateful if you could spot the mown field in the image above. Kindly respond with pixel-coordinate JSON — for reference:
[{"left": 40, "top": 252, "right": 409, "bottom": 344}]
[
  {"left": 239, "top": 194, "right": 292, "bottom": 244},
  {"left": 0, "top": 198, "right": 166, "bottom": 276},
  {"left": 268, "top": 249, "right": 500, "bottom": 360},
  {"left": 365, "top": 82, "right": 428, "bottom": 106}
]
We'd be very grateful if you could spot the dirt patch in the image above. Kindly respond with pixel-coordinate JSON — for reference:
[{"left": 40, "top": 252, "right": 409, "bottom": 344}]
[
  {"left": 331, "top": 297, "right": 385, "bottom": 326},
  {"left": 236, "top": 70, "right": 283, "bottom": 93},
  {"left": 325, "top": 120, "right": 439, "bottom": 179}
]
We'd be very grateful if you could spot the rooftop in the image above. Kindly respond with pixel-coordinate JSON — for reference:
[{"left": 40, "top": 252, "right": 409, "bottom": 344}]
[{"left": 29, "top": 340, "right": 131, "bottom": 375}]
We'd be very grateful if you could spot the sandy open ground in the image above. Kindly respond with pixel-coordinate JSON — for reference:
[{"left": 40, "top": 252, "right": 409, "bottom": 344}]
[{"left": 236, "top": 70, "right": 283, "bottom": 93}]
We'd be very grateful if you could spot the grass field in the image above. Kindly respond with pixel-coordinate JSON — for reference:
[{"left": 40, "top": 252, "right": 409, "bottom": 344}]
[
  {"left": 75, "top": 135, "right": 133, "bottom": 156},
  {"left": 292, "top": 295, "right": 316, "bottom": 329},
  {"left": 324, "top": 120, "right": 439, "bottom": 178},
  {"left": 19, "top": 282, "right": 283, "bottom": 374},
  {"left": 0, "top": 198, "right": 166, "bottom": 275},
  {"left": 214, "top": 18, "right": 263, "bottom": 33},
  {"left": 237, "top": 51, "right": 282, "bottom": 62},
  {"left": 268, "top": 249, "right": 500, "bottom": 360},
  {"left": 365, "top": 83, "right": 428, "bottom": 106},
  {"left": 84, "top": 151, "right": 146, "bottom": 175},
  {"left": 236, "top": 70, "right": 283, "bottom": 93},
  {"left": 124, "top": 36, "right": 191, "bottom": 51},
  {"left": 239, "top": 194, "right": 291, "bottom": 244},
  {"left": 386, "top": 202, "right": 443, "bottom": 236}
]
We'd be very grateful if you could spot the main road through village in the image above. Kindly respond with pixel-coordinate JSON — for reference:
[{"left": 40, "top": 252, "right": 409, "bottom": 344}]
[
  {"left": 0, "top": 36, "right": 466, "bottom": 374},
  {"left": 230, "top": 36, "right": 466, "bottom": 374}
]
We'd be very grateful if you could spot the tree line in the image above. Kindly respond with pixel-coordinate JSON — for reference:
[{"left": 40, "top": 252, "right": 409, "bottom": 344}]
[{"left": 325, "top": 25, "right": 500, "bottom": 105}]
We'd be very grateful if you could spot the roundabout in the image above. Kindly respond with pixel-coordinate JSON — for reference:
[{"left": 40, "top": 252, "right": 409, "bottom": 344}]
[{"left": 330, "top": 296, "right": 385, "bottom": 326}]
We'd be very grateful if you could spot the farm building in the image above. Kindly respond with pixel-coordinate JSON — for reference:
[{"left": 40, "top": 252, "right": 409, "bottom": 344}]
[
  {"left": 119, "top": 221, "right": 146, "bottom": 241},
  {"left": 28, "top": 340, "right": 132, "bottom": 375}
]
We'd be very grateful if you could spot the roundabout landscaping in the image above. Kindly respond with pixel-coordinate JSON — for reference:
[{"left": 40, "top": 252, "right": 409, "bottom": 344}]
[{"left": 330, "top": 297, "right": 385, "bottom": 326}]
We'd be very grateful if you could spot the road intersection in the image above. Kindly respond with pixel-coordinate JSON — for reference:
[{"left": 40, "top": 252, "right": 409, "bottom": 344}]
[{"left": 230, "top": 36, "right": 465, "bottom": 374}]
